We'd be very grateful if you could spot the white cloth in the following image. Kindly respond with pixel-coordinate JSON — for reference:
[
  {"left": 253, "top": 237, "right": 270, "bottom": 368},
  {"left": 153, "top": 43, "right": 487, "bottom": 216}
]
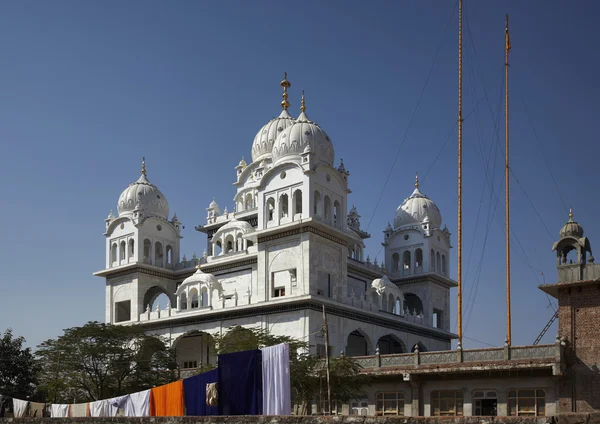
[
  {"left": 108, "top": 390, "right": 150, "bottom": 417},
  {"left": 12, "top": 398, "right": 29, "bottom": 418},
  {"left": 51, "top": 404, "right": 70, "bottom": 418},
  {"left": 71, "top": 402, "right": 88, "bottom": 417},
  {"left": 90, "top": 399, "right": 118, "bottom": 417},
  {"left": 261, "top": 343, "right": 292, "bottom": 415}
]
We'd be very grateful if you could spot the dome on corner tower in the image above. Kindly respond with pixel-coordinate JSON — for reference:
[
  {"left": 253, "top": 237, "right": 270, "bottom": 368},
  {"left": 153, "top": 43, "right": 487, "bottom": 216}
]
[
  {"left": 559, "top": 208, "right": 584, "bottom": 239},
  {"left": 251, "top": 109, "right": 295, "bottom": 162},
  {"left": 272, "top": 92, "right": 334, "bottom": 166},
  {"left": 393, "top": 175, "right": 442, "bottom": 230},
  {"left": 117, "top": 159, "right": 169, "bottom": 220}
]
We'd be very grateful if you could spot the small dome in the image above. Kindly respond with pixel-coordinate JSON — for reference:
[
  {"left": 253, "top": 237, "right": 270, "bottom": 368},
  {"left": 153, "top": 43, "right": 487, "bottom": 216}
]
[
  {"left": 237, "top": 157, "right": 247, "bottom": 168},
  {"left": 394, "top": 186, "right": 442, "bottom": 230},
  {"left": 251, "top": 110, "right": 295, "bottom": 162},
  {"left": 272, "top": 111, "right": 334, "bottom": 166},
  {"left": 215, "top": 218, "right": 255, "bottom": 236},
  {"left": 371, "top": 274, "right": 394, "bottom": 294},
  {"left": 560, "top": 209, "right": 584, "bottom": 238},
  {"left": 117, "top": 164, "right": 169, "bottom": 220},
  {"left": 177, "top": 265, "right": 220, "bottom": 294}
]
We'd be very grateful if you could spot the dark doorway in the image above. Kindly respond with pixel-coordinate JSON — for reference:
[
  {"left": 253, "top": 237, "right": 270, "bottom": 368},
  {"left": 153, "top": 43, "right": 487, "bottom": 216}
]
[{"left": 480, "top": 399, "right": 497, "bottom": 416}]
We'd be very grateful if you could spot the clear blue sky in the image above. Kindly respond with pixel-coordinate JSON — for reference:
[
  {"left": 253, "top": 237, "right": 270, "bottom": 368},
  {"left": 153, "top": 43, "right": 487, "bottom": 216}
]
[{"left": 1, "top": 0, "right": 598, "bottom": 349}]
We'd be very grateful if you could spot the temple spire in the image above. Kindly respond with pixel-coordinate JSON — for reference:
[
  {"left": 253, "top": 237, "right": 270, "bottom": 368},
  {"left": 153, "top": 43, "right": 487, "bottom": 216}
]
[
  {"left": 301, "top": 90, "right": 306, "bottom": 113},
  {"left": 569, "top": 207, "right": 573, "bottom": 221},
  {"left": 415, "top": 172, "right": 419, "bottom": 189},
  {"left": 141, "top": 157, "right": 147, "bottom": 176},
  {"left": 280, "top": 72, "right": 291, "bottom": 110}
]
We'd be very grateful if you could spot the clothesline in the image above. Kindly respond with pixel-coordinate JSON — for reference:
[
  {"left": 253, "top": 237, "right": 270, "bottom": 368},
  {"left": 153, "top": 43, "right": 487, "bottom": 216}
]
[{"left": 0, "top": 343, "right": 291, "bottom": 418}]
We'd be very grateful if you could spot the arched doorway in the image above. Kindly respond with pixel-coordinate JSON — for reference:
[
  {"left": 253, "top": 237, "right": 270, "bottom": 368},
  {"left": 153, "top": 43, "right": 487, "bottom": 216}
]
[
  {"left": 346, "top": 330, "right": 370, "bottom": 357},
  {"left": 174, "top": 331, "right": 216, "bottom": 370},
  {"left": 377, "top": 335, "right": 405, "bottom": 354},
  {"left": 143, "top": 286, "right": 175, "bottom": 311}
]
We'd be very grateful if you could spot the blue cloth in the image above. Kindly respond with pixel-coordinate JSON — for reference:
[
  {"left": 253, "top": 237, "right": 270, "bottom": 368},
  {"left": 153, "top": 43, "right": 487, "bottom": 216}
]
[
  {"left": 183, "top": 369, "right": 219, "bottom": 416},
  {"left": 218, "top": 349, "right": 263, "bottom": 415}
]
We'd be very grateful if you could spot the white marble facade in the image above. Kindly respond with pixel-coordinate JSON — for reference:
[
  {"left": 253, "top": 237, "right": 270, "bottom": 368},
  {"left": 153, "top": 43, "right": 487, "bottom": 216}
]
[{"left": 94, "top": 76, "right": 457, "bottom": 368}]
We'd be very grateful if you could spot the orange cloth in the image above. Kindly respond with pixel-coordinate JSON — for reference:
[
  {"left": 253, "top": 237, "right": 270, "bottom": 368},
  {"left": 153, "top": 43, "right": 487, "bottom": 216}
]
[{"left": 150, "top": 380, "right": 184, "bottom": 416}]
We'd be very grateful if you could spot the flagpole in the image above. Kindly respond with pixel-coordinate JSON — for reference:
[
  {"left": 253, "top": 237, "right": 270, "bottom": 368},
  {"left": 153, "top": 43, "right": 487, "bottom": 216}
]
[{"left": 505, "top": 14, "right": 512, "bottom": 346}]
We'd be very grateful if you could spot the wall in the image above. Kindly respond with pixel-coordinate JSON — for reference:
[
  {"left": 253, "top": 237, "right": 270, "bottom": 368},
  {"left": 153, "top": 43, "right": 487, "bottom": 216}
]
[
  {"left": 558, "top": 283, "right": 600, "bottom": 413},
  {"left": 0, "top": 415, "right": 571, "bottom": 424}
]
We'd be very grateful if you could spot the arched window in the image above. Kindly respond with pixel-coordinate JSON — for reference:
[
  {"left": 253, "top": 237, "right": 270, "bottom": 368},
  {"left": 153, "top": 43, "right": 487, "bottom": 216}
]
[
  {"left": 430, "top": 249, "right": 435, "bottom": 272},
  {"left": 245, "top": 193, "right": 253, "bottom": 209},
  {"left": 404, "top": 293, "right": 424, "bottom": 315},
  {"left": 324, "top": 196, "right": 332, "bottom": 223},
  {"left": 388, "top": 293, "right": 394, "bottom": 313},
  {"left": 190, "top": 288, "right": 199, "bottom": 308},
  {"left": 280, "top": 193, "right": 289, "bottom": 218},
  {"left": 442, "top": 254, "right": 446, "bottom": 275},
  {"left": 371, "top": 291, "right": 379, "bottom": 308},
  {"left": 155, "top": 242, "right": 163, "bottom": 267},
  {"left": 180, "top": 292, "right": 188, "bottom": 310},
  {"left": 415, "top": 248, "right": 423, "bottom": 268},
  {"left": 403, "top": 251, "right": 411, "bottom": 270},
  {"left": 293, "top": 189, "right": 302, "bottom": 216},
  {"left": 333, "top": 201, "right": 340, "bottom": 227},
  {"left": 144, "top": 239, "right": 152, "bottom": 264},
  {"left": 225, "top": 235, "right": 234, "bottom": 253},
  {"left": 395, "top": 298, "right": 402, "bottom": 315},
  {"left": 314, "top": 191, "right": 321, "bottom": 216},
  {"left": 392, "top": 253, "right": 400, "bottom": 272},
  {"left": 382, "top": 295, "right": 388, "bottom": 312},
  {"left": 201, "top": 288, "right": 208, "bottom": 307},
  {"left": 266, "top": 197, "right": 275, "bottom": 222},
  {"left": 346, "top": 330, "right": 369, "bottom": 357},
  {"left": 214, "top": 240, "right": 222, "bottom": 256},
  {"left": 119, "top": 241, "right": 126, "bottom": 261},
  {"left": 128, "top": 239, "right": 135, "bottom": 259},
  {"left": 166, "top": 245, "right": 173, "bottom": 266},
  {"left": 111, "top": 243, "right": 117, "bottom": 264},
  {"left": 236, "top": 233, "right": 243, "bottom": 251},
  {"left": 436, "top": 252, "right": 441, "bottom": 273}
]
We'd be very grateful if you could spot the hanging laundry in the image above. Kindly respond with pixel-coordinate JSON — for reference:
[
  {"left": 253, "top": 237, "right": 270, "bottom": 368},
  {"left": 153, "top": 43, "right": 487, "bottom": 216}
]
[
  {"left": 206, "top": 383, "right": 218, "bottom": 407},
  {"left": 71, "top": 402, "right": 89, "bottom": 417},
  {"left": 90, "top": 399, "right": 119, "bottom": 417},
  {"left": 12, "top": 398, "right": 29, "bottom": 418},
  {"left": 183, "top": 368, "right": 218, "bottom": 416},
  {"left": 127, "top": 390, "right": 151, "bottom": 417},
  {"left": 261, "top": 343, "right": 292, "bottom": 415},
  {"left": 218, "top": 349, "right": 263, "bottom": 415},
  {"left": 28, "top": 402, "right": 46, "bottom": 417},
  {"left": 51, "top": 404, "right": 70, "bottom": 418},
  {"left": 150, "top": 380, "right": 184, "bottom": 416}
]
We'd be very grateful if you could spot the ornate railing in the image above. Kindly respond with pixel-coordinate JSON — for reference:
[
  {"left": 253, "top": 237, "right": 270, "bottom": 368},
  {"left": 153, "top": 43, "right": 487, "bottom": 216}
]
[{"left": 352, "top": 341, "right": 561, "bottom": 371}]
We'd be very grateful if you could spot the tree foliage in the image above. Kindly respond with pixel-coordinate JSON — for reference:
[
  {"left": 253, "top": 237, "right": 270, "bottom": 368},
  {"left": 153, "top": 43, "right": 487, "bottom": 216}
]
[
  {"left": 35, "top": 321, "right": 177, "bottom": 403},
  {"left": 0, "top": 329, "right": 38, "bottom": 400}
]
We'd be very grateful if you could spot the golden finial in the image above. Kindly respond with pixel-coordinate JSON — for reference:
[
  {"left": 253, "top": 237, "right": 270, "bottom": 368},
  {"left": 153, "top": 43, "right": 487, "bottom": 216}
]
[
  {"left": 300, "top": 90, "right": 306, "bottom": 113},
  {"left": 280, "top": 72, "right": 291, "bottom": 110},
  {"left": 415, "top": 172, "right": 420, "bottom": 189},
  {"left": 141, "top": 157, "right": 147, "bottom": 176},
  {"left": 196, "top": 260, "right": 201, "bottom": 271},
  {"left": 569, "top": 207, "right": 573, "bottom": 221}
]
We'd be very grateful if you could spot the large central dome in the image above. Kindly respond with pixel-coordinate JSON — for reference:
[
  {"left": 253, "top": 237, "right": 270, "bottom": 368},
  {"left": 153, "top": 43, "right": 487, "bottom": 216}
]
[
  {"left": 117, "top": 160, "right": 169, "bottom": 220},
  {"left": 393, "top": 177, "right": 442, "bottom": 230},
  {"left": 251, "top": 109, "right": 295, "bottom": 162},
  {"left": 271, "top": 94, "right": 334, "bottom": 166}
]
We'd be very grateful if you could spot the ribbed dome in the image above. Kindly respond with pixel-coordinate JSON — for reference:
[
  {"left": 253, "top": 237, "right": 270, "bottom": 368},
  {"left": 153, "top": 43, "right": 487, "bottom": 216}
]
[
  {"left": 117, "top": 168, "right": 169, "bottom": 220},
  {"left": 272, "top": 111, "right": 334, "bottom": 166},
  {"left": 178, "top": 266, "right": 219, "bottom": 289},
  {"left": 560, "top": 210, "right": 584, "bottom": 238},
  {"left": 251, "top": 110, "right": 295, "bottom": 162},
  {"left": 394, "top": 187, "right": 442, "bottom": 230}
]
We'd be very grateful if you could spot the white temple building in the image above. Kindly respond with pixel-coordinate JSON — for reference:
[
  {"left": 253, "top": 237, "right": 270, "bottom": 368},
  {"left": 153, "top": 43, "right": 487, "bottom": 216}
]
[{"left": 94, "top": 75, "right": 457, "bottom": 370}]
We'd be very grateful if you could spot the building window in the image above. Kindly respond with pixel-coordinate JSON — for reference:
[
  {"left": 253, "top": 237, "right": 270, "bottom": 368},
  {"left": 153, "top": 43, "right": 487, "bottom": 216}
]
[
  {"left": 182, "top": 361, "right": 197, "bottom": 369},
  {"left": 273, "top": 287, "right": 285, "bottom": 297},
  {"left": 317, "top": 398, "right": 340, "bottom": 415},
  {"left": 317, "top": 272, "right": 331, "bottom": 297},
  {"left": 508, "top": 389, "right": 545, "bottom": 416},
  {"left": 431, "top": 390, "right": 463, "bottom": 416},
  {"left": 433, "top": 308, "right": 442, "bottom": 328},
  {"left": 115, "top": 300, "right": 131, "bottom": 323},
  {"left": 351, "top": 401, "right": 369, "bottom": 415},
  {"left": 376, "top": 392, "right": 405, "bottom": 416},
  {"left": 473, "top": 390, "right": 498, "bottom": 416}
]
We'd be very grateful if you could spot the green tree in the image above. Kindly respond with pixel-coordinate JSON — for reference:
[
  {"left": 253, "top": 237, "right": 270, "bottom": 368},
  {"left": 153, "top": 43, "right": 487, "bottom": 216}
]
[
  {"left": 0, "top": 329, "right": 38, "bottom": 400},
  {"left": 35, "top": 321, "right": 176, "bottom": 403}
]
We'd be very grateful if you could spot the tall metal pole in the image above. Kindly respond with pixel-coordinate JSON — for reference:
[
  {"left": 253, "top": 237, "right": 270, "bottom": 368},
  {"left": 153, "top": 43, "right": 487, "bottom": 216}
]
[
  {"left": 322, "top": 305, "right": 332, "bottom": 414},
  {"left": 457, "top": 0, "right": 463, "bottom": 348},
  {"left": 505, "top": 14, "right": 512, "bottom": 346}
]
